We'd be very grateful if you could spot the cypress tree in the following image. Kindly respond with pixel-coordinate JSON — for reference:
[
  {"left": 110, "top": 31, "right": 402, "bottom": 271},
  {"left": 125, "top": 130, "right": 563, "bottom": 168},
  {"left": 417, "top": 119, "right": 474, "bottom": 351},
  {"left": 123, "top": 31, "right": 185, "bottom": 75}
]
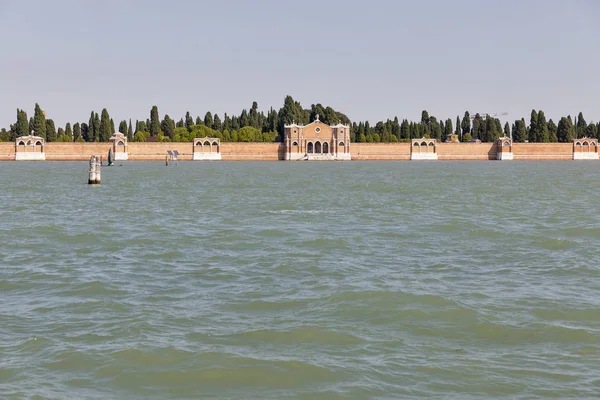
[
  {"left": 537, "top": 111, "right": 549, "bottom": 142},
  {"left": 46, "top": 119, "right": 56, "bottom": 142},
  {"left": 503, "top": 122, "right": 510, "bottom": 138},
  {"left": 195, "top": 116, "right": 202, "bottom": 125},
  {"left": 586, "top": 123, "right": 598, "bottom": 139},
  {"left": 557, "top": 117, "right": 574, "bottom": 142},
  {"left": 80, "top": 123, "right": 89, "bottom": 142},
  {"left": 150, "top": 106, "right": 160, "bottom": 136},
  {"left": 400, "top": 119, "right": 409, "bottom": 140},
  {"left": 93, "top": 112, "right": 100, "bottom": 142},
  {"left": 444, "top": 118, "right": 453, "bottom": 139},
  {"left": 529, "top": 110, "right": 538, "bottom": 142},
  {"left": 548, "top": 119, "right": 558, "bottom": 142},
  {"left": 99, "top": 108, "right": 111, "bottom": 142},
  {"left": 455, "top": 116, "right": 461, "bottom": 138},
  {"left": 513, "top": 119, "right": 526, "bottom": 142},
  {"left": 110, "top": 118, "right": 115, "bottom": 134},
  {"left": 73, "top": 122, "right": 81, "bottom": 141},
  {"left": 213, "top": 114, "right": 222, "bottom": 131},
  {"left": 185, "top": 111, "right": 193, "bottom": 129},
  {"left": 461, "top": 111, "right": 471, "bottom": 135},
  {"left": 88, "top": 112, "right": 96, "bottom": 142},
  {"left": 33, "top": 103, "right": 46, "bottom": 139},
  {"left": 15, "top": 109, "right": 29, "bottom": 137},
  {"left": 204, "top": 111, "right": 213, "bottom": 128},
  {"left": 576, "top": 112, "right": 587, "bottom": 138},
  {"left": 160, "top": 115, "right": 175, "bottom": 139},
  {"left": 127, "top": 119, "right": 133, "bottom": 141},
  {"left": 65, "top": 122, "right": 72, "bottom": 139},
  {"left": 118, "top": 120, "right": 127, "bottom": 134}
]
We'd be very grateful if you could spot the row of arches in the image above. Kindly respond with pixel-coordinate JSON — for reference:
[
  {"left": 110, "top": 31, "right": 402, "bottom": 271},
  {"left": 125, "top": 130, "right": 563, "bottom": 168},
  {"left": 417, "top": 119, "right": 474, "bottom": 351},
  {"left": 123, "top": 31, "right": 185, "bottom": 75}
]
[
  {"left": 573, "top": 140, "right": 597, "bottom": 152},
  {"left": 194, "top": 140, "right": 220, "bottom": 152},
  {"left": 16, "top": 139, "right": 44, "bottom": 152},
  {"left": 412, "top": 141, "right": 436, "bottom": 153},
  {"left": 292, "top": 141, "right": 345, "bottom": 154}
]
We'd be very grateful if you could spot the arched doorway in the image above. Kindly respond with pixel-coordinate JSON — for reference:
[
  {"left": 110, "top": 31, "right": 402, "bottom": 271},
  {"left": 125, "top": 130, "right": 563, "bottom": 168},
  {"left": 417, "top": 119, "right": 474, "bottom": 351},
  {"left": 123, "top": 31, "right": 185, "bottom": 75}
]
[{"left": 307, "top": 142, "right": 314, "bottom": 153}]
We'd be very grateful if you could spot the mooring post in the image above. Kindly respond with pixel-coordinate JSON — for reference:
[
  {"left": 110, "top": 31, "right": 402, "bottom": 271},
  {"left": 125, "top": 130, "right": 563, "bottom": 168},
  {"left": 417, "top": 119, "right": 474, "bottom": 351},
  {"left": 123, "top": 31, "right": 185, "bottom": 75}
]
[{"left": 88, "top": 155, "right": 101, "bottom": 184}]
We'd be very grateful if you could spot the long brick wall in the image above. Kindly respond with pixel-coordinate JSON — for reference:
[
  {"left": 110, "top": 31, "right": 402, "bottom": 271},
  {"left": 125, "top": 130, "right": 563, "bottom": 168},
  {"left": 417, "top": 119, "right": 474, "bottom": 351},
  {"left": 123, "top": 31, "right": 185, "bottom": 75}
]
[
  {"left": 0, "top": 141, "right": 589, "bottom": 161},
  {"left": 437, "top": 143, "right": 497, "bottom": 160},
  {"left": 352, "top": 143, "right": 410, "bottom": 160},
  {"left": 512, "top": 143, "right": 572, "bottom": 160}
]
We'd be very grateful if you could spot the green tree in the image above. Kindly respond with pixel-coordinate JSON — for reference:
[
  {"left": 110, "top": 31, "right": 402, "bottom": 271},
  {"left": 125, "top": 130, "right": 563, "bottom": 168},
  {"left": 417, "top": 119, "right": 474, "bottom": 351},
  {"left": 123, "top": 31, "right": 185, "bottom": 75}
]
[
  {"left": 46, "top": 119, "right": 57, "bottom": 142},
  {"left": 513, "top": 119, "right": 527, "bottom": 142},
  {"left": 586, "top": 122, "right": 598, "bottom": 139},
  {"left": 400, "top": 119, "right": 409, "bottom": 140},
  {"left": 93, "top": 112, "right": 100, "bottom": 142},
  {"left": 99, "top": 109, "right": 112, "bottom": 141},
  {"left": 213, "top": 114, "right": 222, "bottom": 131},
  {"left": 455, "top": 116, "right": 461, "bottom": 139},
  {"left": 461, "top": 111, "right": 471, "bottom": 136},
  {"left": 576, "top": 112, "right": 587, "bottom": 138},
  {"left": 33, "top": 103, "right": 46, "bottom": 139},
  {"left": 65, "top": 122, "right": 72, "bottom": 139},
  {"left": 160, "top": 115, "right": 175, "bottom": 139},
  {"left": 557, "top": 116, "right": 574, "bottom": 142},
  {"left": 249, "top": 101, "right": 259, "bottom": 128},
  {"left": 15, "top": 109, "right": 29, "bottom": 137},
  {"left": 110, "top": 118, "right": 115, "bottom": 134},
  {"left": 118, "top": 120, "right": 127, "bottom": 134},
  {"left": 127, "top": 119, "right": 133, "bottom": 141},
  {"left": 195, "top": 116, "right": 202, "bottom": 125},
  {"left": 150, "top": 105, "right": 160, "bottom": 136},
  {"left": 204, "top": 111, "right": 213, "bottom": 128},
  {"left": 548, "top": 119, "right": 558, "bottom": 142},
  {"left": 503, "top": 122, "right": 510, "bottom": 138},
  {"left": 529, "top": 110, "right": 538, "bottom": 142},
  {"left": 472, "top": 114, "right": 483, "bottom": 140},
  {"left": 444, "top": 118, "right": 453, "bottom": 139},
  {"left": 185, "top": 111, "right": 194, "bottom": 130},
  {"left": 73, "top": 122, "right": 81, "bottom": 141},
  {"left": 537, "top": 111, "right": 549, "bottom": 142}
]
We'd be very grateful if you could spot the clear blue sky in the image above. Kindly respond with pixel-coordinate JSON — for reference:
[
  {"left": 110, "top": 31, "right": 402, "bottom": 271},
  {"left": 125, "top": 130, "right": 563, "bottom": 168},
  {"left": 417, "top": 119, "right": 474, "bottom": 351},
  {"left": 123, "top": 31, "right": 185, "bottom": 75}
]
[{"left": 1, "top": 0, "right": 599, "bottom": 129}]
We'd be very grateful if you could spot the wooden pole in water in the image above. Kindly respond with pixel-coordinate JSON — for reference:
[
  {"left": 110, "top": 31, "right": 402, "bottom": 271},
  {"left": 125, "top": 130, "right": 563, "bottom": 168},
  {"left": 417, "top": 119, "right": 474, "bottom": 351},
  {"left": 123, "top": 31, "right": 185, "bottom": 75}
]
[{"left": 88, "top": 155, "right": 101, "bottom": 184}]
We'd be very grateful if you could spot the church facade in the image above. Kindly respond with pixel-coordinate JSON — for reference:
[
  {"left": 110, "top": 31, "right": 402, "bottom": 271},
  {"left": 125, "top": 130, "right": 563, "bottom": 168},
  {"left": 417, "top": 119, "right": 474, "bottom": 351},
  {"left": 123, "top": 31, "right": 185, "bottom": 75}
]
[{"left": 284, "top": 115, "right": 351, "bottom": 160}]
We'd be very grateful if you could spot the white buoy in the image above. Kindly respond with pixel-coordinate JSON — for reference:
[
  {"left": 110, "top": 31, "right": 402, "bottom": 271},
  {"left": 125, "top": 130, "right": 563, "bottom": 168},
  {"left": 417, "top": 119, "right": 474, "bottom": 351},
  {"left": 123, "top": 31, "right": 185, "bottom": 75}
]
[{"left": 88, "top": 156, "right": 101, "bottom": 184}]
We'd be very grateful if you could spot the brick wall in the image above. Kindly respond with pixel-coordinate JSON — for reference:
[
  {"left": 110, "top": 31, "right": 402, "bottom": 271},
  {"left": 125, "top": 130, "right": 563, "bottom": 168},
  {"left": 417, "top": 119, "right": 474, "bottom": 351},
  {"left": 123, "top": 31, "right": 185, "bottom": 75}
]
[
  {"left": 0, "top": 143, "right": 14, "bottom": 160},
  {"left": 437, "top": 143, "right": 497, "bottom": 160},
  {"left": 512, "top": 143, "right": 572, "bottom": 160},
  {"left": 221, "top": 143, "right": 282, "bottom": 160},
  {"left": 0, "top": 141, "right": 586, "bottom": 161},
  {"left": 352, "top": 143, "right": 411, "bottom": 160}
]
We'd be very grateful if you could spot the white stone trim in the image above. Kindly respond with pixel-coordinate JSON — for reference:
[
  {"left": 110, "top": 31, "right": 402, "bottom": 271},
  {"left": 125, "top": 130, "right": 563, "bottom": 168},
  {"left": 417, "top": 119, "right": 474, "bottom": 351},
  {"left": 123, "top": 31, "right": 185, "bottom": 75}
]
[
  {"left": 573, "top": 152, "right": 599, "bottom": 160},
  {"left": 16, "top": 152, "right": 45, "bottom": 161},
  {"left": 410, "top": 152, "right": 438, "bottom": 161},
  {"left": 193, "top": 152, "right": 222, "bottom": 161},
  {"left": 497, "top": 152, "right": 514, "bottom": 160},
  {"left": 114, "top": 152, "right": 128, "bottom": 161}
]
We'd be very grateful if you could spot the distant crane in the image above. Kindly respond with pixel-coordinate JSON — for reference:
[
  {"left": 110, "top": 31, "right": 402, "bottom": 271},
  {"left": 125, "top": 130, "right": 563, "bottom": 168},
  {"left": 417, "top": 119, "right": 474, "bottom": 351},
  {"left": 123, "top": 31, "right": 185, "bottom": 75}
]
[{"left": 470, "top": 112, "right": 508, "bottom": 120}]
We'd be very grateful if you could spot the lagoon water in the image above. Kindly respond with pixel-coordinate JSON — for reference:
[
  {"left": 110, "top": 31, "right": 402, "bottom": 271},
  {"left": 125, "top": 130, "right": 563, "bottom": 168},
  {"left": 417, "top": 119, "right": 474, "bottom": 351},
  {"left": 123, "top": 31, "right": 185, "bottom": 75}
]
[{"left": 1, "top": 161, "right": 600, "bottom": 399}]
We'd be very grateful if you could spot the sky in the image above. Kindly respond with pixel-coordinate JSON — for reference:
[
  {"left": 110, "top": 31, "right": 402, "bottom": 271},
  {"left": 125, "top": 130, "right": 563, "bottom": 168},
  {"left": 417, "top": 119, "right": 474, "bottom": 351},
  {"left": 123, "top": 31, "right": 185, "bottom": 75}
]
[{"left": 1, "top": 0, "right": 599, "bottom": 130}]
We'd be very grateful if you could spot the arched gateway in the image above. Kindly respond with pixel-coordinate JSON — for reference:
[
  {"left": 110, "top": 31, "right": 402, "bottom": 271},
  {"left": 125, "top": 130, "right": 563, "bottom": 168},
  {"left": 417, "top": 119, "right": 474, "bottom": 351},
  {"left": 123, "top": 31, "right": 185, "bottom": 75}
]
[
  {"left": 284, "top": 115, "right": 351, "bottom": 161},
  {"left": 15, "top": 135, "right": 45, "bottom": 160},
  {"left": 193, "top": 137, "right": 222, "bottom": 160}
]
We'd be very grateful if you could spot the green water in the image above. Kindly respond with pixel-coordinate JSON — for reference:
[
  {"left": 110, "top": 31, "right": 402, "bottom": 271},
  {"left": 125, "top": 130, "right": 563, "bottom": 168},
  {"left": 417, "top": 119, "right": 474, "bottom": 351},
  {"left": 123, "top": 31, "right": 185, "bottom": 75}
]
[{"left": 1, "top": 161, "right": 599, "bottom": 399}]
